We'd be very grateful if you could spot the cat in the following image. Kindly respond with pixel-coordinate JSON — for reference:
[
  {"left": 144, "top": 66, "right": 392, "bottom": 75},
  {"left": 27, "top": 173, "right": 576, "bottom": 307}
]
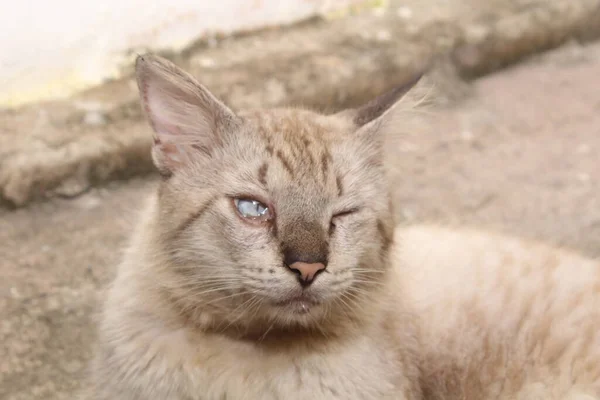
[
  {"left": 89, "top": 54, "right": 600, "bottom": 400},
  {"left": 397, "top": 225, "right": 600, "bottom": 399}
]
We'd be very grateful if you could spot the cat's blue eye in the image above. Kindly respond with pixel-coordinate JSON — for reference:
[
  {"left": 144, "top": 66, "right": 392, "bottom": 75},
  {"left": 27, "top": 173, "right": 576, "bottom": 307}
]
[{"left": 233, "top": 198, "right": 272, "bottom": 221}]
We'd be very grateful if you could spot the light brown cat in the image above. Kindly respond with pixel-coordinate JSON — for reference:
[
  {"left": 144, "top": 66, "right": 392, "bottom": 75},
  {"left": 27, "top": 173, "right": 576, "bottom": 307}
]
[
  {"left": 89, "top": 54, "right": 600, "bottom": 400},
  {"left": 397, "top": 225, "right": 600, "bottom": 399}
]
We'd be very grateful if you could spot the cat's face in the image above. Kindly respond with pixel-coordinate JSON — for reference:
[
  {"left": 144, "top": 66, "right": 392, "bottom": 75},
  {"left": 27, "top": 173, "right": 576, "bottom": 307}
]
[{"left": 136, "top": 55, "right": 419, "bottom": 332}]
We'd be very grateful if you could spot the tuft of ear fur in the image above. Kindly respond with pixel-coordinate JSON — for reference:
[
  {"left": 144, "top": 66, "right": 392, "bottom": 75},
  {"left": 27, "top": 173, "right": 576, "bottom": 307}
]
[
  {"left": 135, "top": 54, "right": 240, "bottom": 176},
  {"left": 340, "top": 72, "right": 423, "bottom": 132}
]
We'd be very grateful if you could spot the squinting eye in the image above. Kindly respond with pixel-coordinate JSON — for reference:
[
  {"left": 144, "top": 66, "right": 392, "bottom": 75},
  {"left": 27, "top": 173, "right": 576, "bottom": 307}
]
[
  {"left": 332, "top": 208, "right": 359, "bottom": 220},
  {"left": 329, "top": 208, "right": 359, "bottom": 234},
  {"left": 233, "top": 198, "right": 272, "bottom": 221}
]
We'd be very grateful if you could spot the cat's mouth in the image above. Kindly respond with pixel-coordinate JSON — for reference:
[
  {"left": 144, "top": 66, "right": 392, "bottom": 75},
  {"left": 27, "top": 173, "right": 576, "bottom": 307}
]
[{"left": 272, "top": 293, "right": 320, "bottom": 314}]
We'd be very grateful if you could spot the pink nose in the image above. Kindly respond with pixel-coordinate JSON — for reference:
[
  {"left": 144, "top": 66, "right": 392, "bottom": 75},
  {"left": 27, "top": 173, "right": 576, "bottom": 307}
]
[{"left": 288, "top": 262, "right": 326, "bottom": 286}]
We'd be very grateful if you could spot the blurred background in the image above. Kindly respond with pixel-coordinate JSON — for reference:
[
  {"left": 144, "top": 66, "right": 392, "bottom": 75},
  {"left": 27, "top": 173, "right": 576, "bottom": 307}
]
[{"left": 1, "top": 0, "right": 599, "bottom": 399}]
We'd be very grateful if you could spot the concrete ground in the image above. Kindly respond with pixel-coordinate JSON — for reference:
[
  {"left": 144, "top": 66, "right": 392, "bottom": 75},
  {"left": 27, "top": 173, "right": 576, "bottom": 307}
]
[{"left": 1, "top": 42, "right": 600, "bottom": 399}]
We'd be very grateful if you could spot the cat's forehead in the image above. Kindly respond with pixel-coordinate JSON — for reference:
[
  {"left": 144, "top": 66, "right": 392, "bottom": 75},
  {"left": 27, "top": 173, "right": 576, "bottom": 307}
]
[
  {"left": 230, "top": 108, "right": 356, "bottom": 198},
  {"left": 240, "top": 108, "right": 351, "bottom": 145}
]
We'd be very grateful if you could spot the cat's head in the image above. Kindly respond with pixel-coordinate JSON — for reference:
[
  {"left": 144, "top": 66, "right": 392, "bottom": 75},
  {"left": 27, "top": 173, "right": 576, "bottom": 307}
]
[{"left": 136, "top": 54, "right": 420, "bottom": 336}]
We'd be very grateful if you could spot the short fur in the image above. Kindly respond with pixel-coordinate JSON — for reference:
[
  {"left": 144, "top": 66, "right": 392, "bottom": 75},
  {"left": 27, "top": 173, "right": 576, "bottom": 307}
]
[{"left": 89, "top": 55, "right": 600, "bottom": 400}]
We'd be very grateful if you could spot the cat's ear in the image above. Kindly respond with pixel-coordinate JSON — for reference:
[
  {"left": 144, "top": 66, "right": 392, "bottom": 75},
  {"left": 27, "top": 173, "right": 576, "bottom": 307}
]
[
  {"left": 339, "top": 73, "right": 423, "bottom": 132},
  {"left": 135, "top": 54, "right": 239, "bottom": 176}
]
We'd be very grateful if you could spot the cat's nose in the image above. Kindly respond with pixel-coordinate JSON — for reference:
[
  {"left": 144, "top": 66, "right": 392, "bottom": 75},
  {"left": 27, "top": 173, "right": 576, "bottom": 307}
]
[{"left": 287, "top": 262, "right": 326, "bottom": 287}]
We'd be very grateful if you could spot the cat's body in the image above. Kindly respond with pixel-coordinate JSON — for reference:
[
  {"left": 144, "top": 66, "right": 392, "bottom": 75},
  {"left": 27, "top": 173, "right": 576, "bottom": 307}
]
[
  {"left": 398, "top": 225, "right": 600, "bottom": 399},
  {"left": 90, "top": 55, "right": 600, "bottom": 399}
]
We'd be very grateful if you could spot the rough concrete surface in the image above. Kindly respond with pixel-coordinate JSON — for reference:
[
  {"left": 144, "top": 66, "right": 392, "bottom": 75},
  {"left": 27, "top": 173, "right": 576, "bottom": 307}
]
[
  {"left": 1, "top": 0, "right": 600, "bottom": 208},
  {"left": 2, "top": 41, "right": 600, "bottom": 399}
]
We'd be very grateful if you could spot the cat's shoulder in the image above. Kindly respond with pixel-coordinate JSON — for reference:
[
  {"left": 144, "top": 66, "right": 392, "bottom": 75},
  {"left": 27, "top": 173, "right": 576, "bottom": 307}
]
[
  {"left": 392, "top": 223, "right": 597, "bottom": 269},
  {"left": 391, "top": 223, "right": 599, "bottom": 306}
]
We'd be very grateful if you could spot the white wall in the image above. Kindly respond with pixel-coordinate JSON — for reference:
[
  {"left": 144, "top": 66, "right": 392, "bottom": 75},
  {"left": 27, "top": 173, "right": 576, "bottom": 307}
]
[{"left": 0, "top": 0, "right": 363, "bottom": 108}]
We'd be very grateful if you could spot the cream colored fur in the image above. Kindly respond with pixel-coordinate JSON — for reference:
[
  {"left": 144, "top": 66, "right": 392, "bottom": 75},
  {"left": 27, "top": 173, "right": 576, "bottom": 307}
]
[
  {"left": 88, "top": 54, "right": 600, "bottom": 400},
  {"left": 90, "top": 196, "right": 422, "bottom": 400},
  {"left": 396, "top": 225, "right": 600, "bottom": 399}
]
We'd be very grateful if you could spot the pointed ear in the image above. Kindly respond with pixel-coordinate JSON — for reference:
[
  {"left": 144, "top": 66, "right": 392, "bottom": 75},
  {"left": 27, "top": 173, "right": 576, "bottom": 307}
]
[
  {"left": 339, "top": 72, "right": 423, "bottom": 130},
  {"left": 135, "top": 54, "right": 239, "bottom": 176}
]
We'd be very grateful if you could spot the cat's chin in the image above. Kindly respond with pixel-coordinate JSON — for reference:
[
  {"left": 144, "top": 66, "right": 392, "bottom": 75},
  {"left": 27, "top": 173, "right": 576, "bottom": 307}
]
[{"left": 272, "top": 295, "right": 320, "bottom": 315}]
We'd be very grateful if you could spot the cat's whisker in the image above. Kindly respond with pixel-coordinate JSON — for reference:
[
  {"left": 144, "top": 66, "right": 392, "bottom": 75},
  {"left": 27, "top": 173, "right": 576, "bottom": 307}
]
[
  {"left": 221, "top": 295, "right": 263, "bottom": 332},
  {"left": 351, "top": 266, "right": 387, "bottom": 272},
  {"left": 335, "top": 292, "right": 365, "bottom": 315},
  {"left": 339, "top": 290, "right": 372, "bottom": 317},
  {"left": 161, "top": 276, "right": 242, "bottom": 286},
  {"left": 333, "top": 294, "right": 355, "bottom": 314},
  {"left": 258, "top": 317, "right": 277, "bottom": 342},
  {"left": 306, "top": 311, "right": 330, "bottom": 340},
  {"left": 200, "top": 291, "right": 251, "bottom": 307},
  {"left": 246, "top": 298, "right": 266, "bottom": 326},
  {"left": 349, "top": 278, "right": 386, "bottom": 287},
  {"left": 168, "top": 286, "right": 233, "bottom": 300}
]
